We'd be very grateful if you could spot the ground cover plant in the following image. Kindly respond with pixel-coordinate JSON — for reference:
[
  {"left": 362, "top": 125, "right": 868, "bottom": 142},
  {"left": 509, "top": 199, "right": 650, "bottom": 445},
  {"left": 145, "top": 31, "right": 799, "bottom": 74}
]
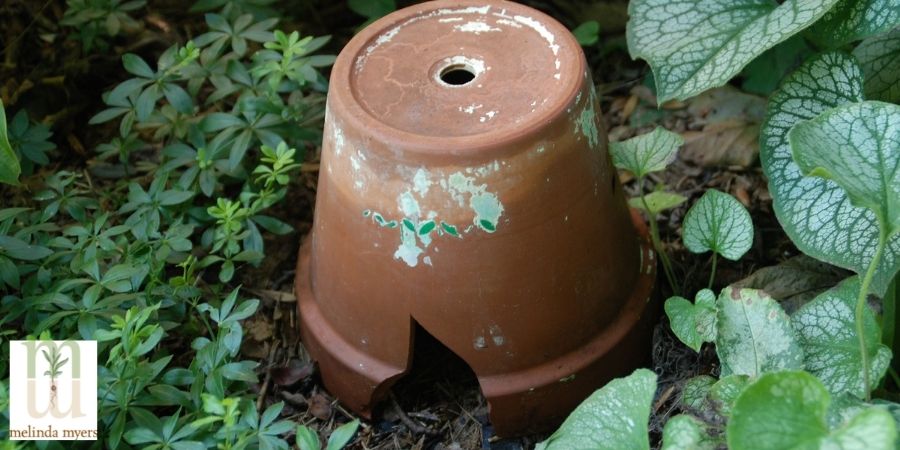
[{"left": 0, "top": 0, "right": 898, "bottom": 449}]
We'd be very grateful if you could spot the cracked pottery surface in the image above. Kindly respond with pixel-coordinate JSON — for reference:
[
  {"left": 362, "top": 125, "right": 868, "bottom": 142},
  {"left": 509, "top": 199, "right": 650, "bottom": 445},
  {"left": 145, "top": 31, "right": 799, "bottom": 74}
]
[{"left": 295, "top": 0, "right": 657, "bottom": 436}]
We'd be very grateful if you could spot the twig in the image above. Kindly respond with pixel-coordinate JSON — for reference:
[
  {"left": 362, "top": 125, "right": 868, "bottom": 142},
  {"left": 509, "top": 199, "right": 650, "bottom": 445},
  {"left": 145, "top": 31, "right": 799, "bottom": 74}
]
[
  {"left": 256, "top": 340, "right": 280, "bottom": 412},
  {"left": 389, "top": 391, "right": 438, "bottom": 436}
]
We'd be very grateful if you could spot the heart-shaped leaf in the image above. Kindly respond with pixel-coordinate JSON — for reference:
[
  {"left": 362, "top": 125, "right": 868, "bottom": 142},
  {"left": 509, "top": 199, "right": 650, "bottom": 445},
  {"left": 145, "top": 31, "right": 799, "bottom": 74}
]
[
  {"left": 682, "top": 190, "right": 754, "bottom": 261},
  {"left": 661, "top": 415, "right": 717, "bottom": 450},
  {"left": 716, "top": 287, "right": 804, "bottom": 377},
  {"left": 853, "top": 28, "right": 900, "bottom": 105},
  {"left": 760, "top": 52, "right": 899, "bottom": 295},
  {"left": 629, "top": 191, "right": 687, "bottom": 215},
  {"left": 626, "top": 0, "right": 839, "bottom": 103},
  {"left": 0, "top": 100, "right": 21, "bottom": 186},
  {"left": 536, "top": 369, "right": 657, "bottom": 450},
  {"left": 790, "top": 100, "right": 900, "bottom": 235},
  {"left": 727, "top": 371, "right": 897, "bottom": 450},
  {"left": 807, "top": 0, "right": 900, "bottom": 48},
  {"left": 665, "top": 288, "right": 717, "bottom": 352},
  {"left": 610, "top": 126, "right": 683, "bottom": 178},
  {"left": 792, "top": 276, "right": 892, "bottom": 398}
]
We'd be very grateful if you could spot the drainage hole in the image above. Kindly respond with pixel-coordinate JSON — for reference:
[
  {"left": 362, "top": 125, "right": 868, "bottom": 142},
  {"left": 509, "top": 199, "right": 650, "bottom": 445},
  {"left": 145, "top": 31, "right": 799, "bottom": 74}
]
[{"left": 440, "top": 65, "right": 476, "bottom": 86}]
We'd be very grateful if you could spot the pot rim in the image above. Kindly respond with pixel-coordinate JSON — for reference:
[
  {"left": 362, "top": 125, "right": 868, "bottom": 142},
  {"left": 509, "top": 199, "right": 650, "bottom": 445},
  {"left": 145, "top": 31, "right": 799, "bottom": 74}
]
[{"left": 329, "top": 0, "right": 587, "bottom": 157}]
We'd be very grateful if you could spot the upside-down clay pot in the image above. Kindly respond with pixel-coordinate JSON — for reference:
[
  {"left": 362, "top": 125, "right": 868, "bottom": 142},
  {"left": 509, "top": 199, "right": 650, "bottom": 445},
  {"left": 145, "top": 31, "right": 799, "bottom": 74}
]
[{"left": 295, "top": 0, "right": 657, "bottom": 436}]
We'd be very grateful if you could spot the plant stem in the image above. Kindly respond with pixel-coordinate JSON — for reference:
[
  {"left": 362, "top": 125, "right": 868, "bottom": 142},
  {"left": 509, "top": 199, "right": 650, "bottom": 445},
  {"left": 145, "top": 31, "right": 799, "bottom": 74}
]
[
  {"left": 708, "top": 253, "right": 718, "bottom": 290},
  {"left": 638, "top": 177, "right": 679, "bottom": 294},
  {"left": 857, "top": 226, "right": 887, "bottom": 400}
]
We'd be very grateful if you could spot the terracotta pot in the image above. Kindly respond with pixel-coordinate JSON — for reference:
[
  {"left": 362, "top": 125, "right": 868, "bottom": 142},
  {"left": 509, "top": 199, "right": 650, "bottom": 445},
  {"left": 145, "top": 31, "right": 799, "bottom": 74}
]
[{"left": 295, "top": 0, "right": 657, "bottom": 436}]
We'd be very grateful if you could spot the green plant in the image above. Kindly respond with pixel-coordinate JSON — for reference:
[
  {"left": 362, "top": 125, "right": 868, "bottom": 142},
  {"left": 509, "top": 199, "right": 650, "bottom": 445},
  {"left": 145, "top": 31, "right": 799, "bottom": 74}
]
[
  {"left": 543, "top": 2, "right": 900, "bottom": 445},
  {"left": 0, "top": 2, "right": 334, "bottom": 447},
  {"left": 296, "top": 420, "right": 361, "bottom": 450},
  {"left": 0, "top": 100, "right": 20, "bottom": 186},
  {"left": 61, "top": 0, "right": 147, "bottom": 52},
  {"left": 610, "top": 127, "right": 686, "bottom": 293}
]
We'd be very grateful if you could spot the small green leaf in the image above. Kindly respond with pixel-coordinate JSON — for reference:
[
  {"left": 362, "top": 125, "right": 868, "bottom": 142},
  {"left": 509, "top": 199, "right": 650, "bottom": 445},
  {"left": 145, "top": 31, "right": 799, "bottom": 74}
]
[
  {"left": 682, "top": 190, "right": 753, "bottom": 261},
  {"left": 626, "top": 0, "right": 839, "bottom": 102},
  {"left": 791, "top": 276, "right": 892, "bottom": 398},
  {"left": 715, "top": 287, "right": 804, "bottom": 377},
  {"left": 853, "top": 28, "right": 900, "bottom": 104},
  {"left": 610, "top": 127, "right": 683, "bottom": 179},
  {"left": 790, "top": 100, "right": 900, "bottom": 235},
  {"left": 0, "top": 99, "right": 21, "bottom": 186},
  {"left": 807, "top": 0, "right": 900, "bottom": 48},
  {"left": 122, "top": 53, "right": 155, "bottom": 78},
  {"left": 296, "top": 425, "right": 321, "bottom": 450},
  {"left": 661, "top": 415, "right": 717, "bottom": 450},
  {"left": 680, "top": 375, "right": 716, "bottom": 410},
  {"left": 572, "top": 21, "right": 600, "bottom": 46},
  {"left": 664, "top": 289, "right": 716, "bottom": 352},
  {"left": 727, "top": 371, "right": 897, "bottom": 450},
  {"left": 537, "top": 369, "right": 656, "bottom": 450},
  {"left": 326, "top": 419, "right": 359, "bottom": 450},
  {"left": 629, "top": 191, "right": 687, "bottom": 214}
]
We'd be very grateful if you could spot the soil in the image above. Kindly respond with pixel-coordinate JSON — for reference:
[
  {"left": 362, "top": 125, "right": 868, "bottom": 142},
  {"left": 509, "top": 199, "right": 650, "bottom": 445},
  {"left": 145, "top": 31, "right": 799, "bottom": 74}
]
[{"left": 1, "top": 1, "right": 799, "bottom": 449}]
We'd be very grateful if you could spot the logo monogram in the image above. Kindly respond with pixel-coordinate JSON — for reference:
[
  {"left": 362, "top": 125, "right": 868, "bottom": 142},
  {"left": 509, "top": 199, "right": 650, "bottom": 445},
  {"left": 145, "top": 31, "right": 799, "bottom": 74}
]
[{"left": 9, "top": 340, "right": 98, "bottom": 440}]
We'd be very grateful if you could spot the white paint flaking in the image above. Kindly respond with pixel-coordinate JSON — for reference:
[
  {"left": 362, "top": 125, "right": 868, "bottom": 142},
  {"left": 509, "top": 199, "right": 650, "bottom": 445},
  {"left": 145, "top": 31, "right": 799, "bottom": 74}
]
[{"left": 455, "top": 21, "right": 501, "bottom": 34}]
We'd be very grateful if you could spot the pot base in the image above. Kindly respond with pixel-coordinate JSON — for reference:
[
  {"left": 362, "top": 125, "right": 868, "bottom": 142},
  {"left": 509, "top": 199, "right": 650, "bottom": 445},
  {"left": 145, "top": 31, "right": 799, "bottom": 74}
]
[{"left": 295, "top": 211, "right": 658, "bottom": 436}]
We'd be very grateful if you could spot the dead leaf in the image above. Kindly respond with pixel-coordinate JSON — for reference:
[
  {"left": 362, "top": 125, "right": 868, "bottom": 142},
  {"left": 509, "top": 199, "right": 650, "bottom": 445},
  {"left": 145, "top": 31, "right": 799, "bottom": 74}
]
[
  {"left": 680, "top": 87, "right": 766, "bottom": 168},
  {"left": 621, "top": 95, "right": 639, "bottom": 122},
  {"left": 308, "top": 393, "right": 332, "bottom": 420},
  {"left": 272, "top": 362, "right": 314, "bottom": 387},
  {"left": 732, "top": 255, "right": 849, "bottom": 313},
  {"left": 250, "top": 289, "right": 296, "bottom": 303}
]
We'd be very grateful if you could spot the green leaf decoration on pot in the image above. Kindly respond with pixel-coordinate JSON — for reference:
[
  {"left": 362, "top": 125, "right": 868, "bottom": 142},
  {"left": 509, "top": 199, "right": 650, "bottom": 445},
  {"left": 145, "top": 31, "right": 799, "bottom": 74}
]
[
  {"left": 727, "top": 371, "right": 897, "bottom": 450},
  {"left": 853, "top": 28, "right": 900, "bottom": 106},
  {"left": 665, "top": 288, "right": 717, "bottom": 352},
  {"left": 682, "top": 190, "right": 753, "bottom": 261},
  {"left": 792, "top": 277, "right": 892, "bottom": 398},
  {"left": 628, "top": 191, "right": 687, "bottom": 215},
  {"left": 610, "top": 126, "right": 683, "bottom": 178},
  {"left": 661, "top": 415, "right": 717, "bottom": 450},
  {"left": 761, "top": 52, "right": 899, "bottom": 295},
  {"left": 626, "top": 0, "right": 839, "bottom": 103},
  {"left": 0, "top": 100, "right": 21, "bottom": 186},
  {"left": 807, "top": 0, "right": 900, "bottom": 48},
  {"left": 716, "top": 287, "right": 804, "bottom": 377},
  {"left": 790, "top": 101, "right": 900, "bottom": 235},
  {"left": 536, "top": 369, "right": 657, "bottom": 450}
]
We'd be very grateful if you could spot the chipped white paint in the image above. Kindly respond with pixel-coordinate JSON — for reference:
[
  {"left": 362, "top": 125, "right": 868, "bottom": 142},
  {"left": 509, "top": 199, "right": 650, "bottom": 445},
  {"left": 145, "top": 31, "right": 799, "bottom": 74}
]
[
  {"left": 332, "top": 125, "right": 345, "bottom": 156},
  {"left": 489, "top": 324, "right": 505, "bottom": 346},
  {"left": 412, "top": 168, "right": 432, "bottom": 196},
  {"left": 474, "top": 336, "right": 487, "bottom": 350},
  {"left": 355, "top": 5, "right": 492, "bottom": 71},
  {"left": 455, "top": 21, "right": 501, "bottom": 34},
  {"left": 398, "top": 191, "right": 420, "bottom": 217},
  {"left": 438, "top": 17, "right": 463, "bottom": 23},
  {"left": 459, "top": 103, "right": 483, "bottom": 114},
  {"left": 479, "top": 110, "right": 498, "bottom": 123},
  {"left": 423, "top": 256, "right": 433, "bottom": 266},
  {"left": 495, "top": 18, "right": 522, "bottom": 28}
]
